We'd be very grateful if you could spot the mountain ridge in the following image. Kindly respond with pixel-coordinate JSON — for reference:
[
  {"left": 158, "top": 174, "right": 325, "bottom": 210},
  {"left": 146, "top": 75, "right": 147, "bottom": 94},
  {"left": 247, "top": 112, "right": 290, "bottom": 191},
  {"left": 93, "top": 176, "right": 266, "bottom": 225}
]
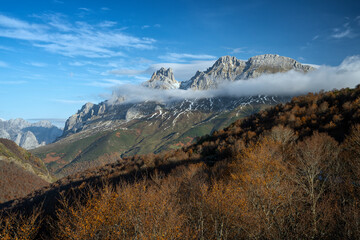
[
  {"left": 32, "top": 54, "right": 313, "bottom": 178},
  {"left": 180, "top": 54, "right": 314, "bottom": 90},
  {"left": 0, "top": 118, "right": 62, "bottom": 149}
]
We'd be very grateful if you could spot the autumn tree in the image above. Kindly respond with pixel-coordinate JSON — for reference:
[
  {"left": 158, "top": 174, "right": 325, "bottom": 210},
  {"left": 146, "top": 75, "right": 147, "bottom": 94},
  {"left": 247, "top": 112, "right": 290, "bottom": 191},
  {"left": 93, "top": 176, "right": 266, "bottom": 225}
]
[{"left": 291, "top": 132, "right": 340, "bottom": 238}]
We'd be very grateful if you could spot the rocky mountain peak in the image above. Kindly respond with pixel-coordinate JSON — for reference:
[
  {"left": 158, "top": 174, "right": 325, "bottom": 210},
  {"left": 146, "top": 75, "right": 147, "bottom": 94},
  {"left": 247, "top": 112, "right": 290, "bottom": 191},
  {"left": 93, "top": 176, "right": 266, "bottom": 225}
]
[
  {"left": 81, "top": 102, "right": 95, "bottom": 113},
  {"left": 213, "top": 55, "right": 242, "bottom": 67},
  {"left": 180, "top": 54, "right": 315, "bottom": 90},
  {"left": 180, "top": 56, "right": 247, "bottom": 90},
  {"left": 143, "top": 67, "right": 180, "bottom": 90}
]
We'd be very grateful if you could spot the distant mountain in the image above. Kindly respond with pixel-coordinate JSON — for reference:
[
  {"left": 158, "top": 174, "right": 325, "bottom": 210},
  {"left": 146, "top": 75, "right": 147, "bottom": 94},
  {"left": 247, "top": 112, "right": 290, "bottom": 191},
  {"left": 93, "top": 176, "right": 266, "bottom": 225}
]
[
  {"left": 0, "top": 118, "right": 62, "bottom": 149},
  {"left": 0, "top": 138, "right": 52, "bottom": 203},
  {"left": 32, "top": 54, "right": 313, "bottom": 178}
]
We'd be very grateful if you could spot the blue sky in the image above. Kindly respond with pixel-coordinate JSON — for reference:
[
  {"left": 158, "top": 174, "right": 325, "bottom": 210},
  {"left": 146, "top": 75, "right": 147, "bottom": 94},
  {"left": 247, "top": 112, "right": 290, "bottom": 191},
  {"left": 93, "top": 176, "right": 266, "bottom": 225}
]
[{"left": 0, "top": 0, "right": 359, "bottom": 126}]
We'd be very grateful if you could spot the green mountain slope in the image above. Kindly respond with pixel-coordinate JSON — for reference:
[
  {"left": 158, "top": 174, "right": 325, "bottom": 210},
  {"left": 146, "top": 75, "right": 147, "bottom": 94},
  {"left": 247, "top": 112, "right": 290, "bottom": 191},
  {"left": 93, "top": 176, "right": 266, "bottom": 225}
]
[{"left": 32, "top": 102, "right": 270, "bottom": 178}]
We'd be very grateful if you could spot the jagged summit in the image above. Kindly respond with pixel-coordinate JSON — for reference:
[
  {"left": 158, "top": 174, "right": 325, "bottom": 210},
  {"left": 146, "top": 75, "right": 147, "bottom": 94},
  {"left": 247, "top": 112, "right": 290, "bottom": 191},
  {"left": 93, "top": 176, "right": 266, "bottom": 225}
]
[
  {"left": 143, "top": 67, "right": 180, "bottom": 90},
  {"left": 180, "top": 54, "right": 314, "bottom": 90},
  {"left": 180, "top": 56, "right": 247, "bottom": 90}
]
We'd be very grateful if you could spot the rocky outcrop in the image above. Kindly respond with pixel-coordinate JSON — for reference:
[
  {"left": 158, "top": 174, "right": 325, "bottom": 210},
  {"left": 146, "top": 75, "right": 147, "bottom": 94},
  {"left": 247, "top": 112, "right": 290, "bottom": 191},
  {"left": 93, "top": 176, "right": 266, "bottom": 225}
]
[
  {"left": 143, "top": 67, "right": 180, "bottom": 89},
  {"left": 181, "top": 54, "right": 315, "bottom": 90},
  {"left": 0, "top": 119, "right": 62, "bottom": 150}
]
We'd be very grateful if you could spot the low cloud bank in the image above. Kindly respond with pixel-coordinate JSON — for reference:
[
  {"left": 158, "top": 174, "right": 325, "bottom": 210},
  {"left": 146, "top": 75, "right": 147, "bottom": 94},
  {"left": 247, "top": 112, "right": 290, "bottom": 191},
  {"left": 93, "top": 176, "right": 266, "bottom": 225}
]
[{"left": 109, "top": 56, "right": 360, "bottom": 104}]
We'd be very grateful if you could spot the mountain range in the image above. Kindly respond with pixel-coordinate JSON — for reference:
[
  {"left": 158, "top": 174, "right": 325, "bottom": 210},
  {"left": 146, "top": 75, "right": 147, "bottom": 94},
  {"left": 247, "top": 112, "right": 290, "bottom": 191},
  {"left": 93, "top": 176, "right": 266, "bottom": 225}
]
[
  {"left": 0, "top": 118, "right": 62, "bottom": 150},
  {"left": 31, "top": 54, "right": 314, "bottom": 178}
]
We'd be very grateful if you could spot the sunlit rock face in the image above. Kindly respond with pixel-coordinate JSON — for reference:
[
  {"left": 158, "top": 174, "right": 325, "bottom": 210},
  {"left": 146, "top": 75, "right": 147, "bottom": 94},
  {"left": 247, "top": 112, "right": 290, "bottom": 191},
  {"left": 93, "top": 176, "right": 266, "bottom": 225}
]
[
  {"left": 180, "top": 54, "right": 314, "bottom": 90},
  {"left": 143, "top": 67, "right": 180, "bottom": 90}
]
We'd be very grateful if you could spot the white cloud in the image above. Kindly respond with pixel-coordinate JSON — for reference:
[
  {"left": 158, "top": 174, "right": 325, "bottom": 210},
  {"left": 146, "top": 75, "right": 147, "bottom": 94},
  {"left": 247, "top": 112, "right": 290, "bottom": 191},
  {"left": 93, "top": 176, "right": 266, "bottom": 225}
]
[
  {"left": 141, "top": 25, "right": 150, "bottom": 29},
  {"left": 0, "top": 14, "right": 156, "bottom": 58},
  {"left": 159, "top": 52, "right": 217, "bottom": 62},
  {"left": 101, "top": 7, "right": 110, "bottom": 11},
  {"left": 109, "top": 55, "right": 360, "bottom": 104}
]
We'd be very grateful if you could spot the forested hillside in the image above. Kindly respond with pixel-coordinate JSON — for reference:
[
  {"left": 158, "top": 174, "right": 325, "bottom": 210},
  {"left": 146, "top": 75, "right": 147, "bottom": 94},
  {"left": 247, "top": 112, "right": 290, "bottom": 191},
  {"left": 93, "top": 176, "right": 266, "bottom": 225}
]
[
  {"left": 1, "top": 85, "right": 360, "bottom": 239},
  {"left": 0, "top": 138, "right": 52, "bottom": 203}
]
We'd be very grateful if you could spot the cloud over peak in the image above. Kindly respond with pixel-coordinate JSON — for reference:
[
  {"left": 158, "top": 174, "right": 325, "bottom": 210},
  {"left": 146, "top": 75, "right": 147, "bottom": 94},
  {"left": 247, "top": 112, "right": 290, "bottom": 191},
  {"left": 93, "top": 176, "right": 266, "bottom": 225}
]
[{"left": 109, "top": 55, "right": 360, "bottom": 104}]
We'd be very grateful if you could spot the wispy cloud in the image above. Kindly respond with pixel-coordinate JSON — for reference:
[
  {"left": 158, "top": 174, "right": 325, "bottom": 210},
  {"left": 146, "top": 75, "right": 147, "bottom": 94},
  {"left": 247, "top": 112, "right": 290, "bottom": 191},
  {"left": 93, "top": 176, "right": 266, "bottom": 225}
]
[
  {"left": 331, "top": 18, "right": 358, "bottom": 39},
  {"left": 356, "top": 16, "right": 360, "bottom": 25},
  {"left": 98, "top": 21, "right": 117, "bottom": 28},
  {"left": 312, "top": 35, "right": 319, "bottom": 40},
  {"left": 0, "top": 80, "right": 27, "bottom": 85},
  {"left": 226, "top": 47, "right": 246, "bottom": 54},
  {"left": 0, "top": 61, "right": 8, "bottom": 67},
  {"left": 0, "top": 45, "right": 13, "bottom": 51},
  {"left": 109, "top": 69, "right": 145, "bottom": 75},
  {"left": 52, "top": 99, "right": 89, "bottom": 104},
  {"left": 332, "top": 28, "right": 353, "bottom": 39},
  {"left": 87, "top": 78, "right": 135, "bottom": 88},
  {"left": 0, "top": 14, "right": 156, "bottom": 58},
  {"left": 101, "top": 7, "right": 110, "bottom": 11},
  {"left": 224, "top": 47, "right": 259, "bottom": 56},
  {"left": 109, "top": 55, "right": 360, "bottom": 104},
  {"left": 142, "top": 24, "right": 160, "bottom": 29},
  {"left": 159, "top": 53, "right": 216, "bottom": 62},
  {"left": 26, "top": 62, "right": 47, "bottom": 67},
  {"left": 79, "top": 8, "right": 90, "bottom": 12},
  {"left": 69, "top": 60, "right": 119, "bottom": 68}
]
